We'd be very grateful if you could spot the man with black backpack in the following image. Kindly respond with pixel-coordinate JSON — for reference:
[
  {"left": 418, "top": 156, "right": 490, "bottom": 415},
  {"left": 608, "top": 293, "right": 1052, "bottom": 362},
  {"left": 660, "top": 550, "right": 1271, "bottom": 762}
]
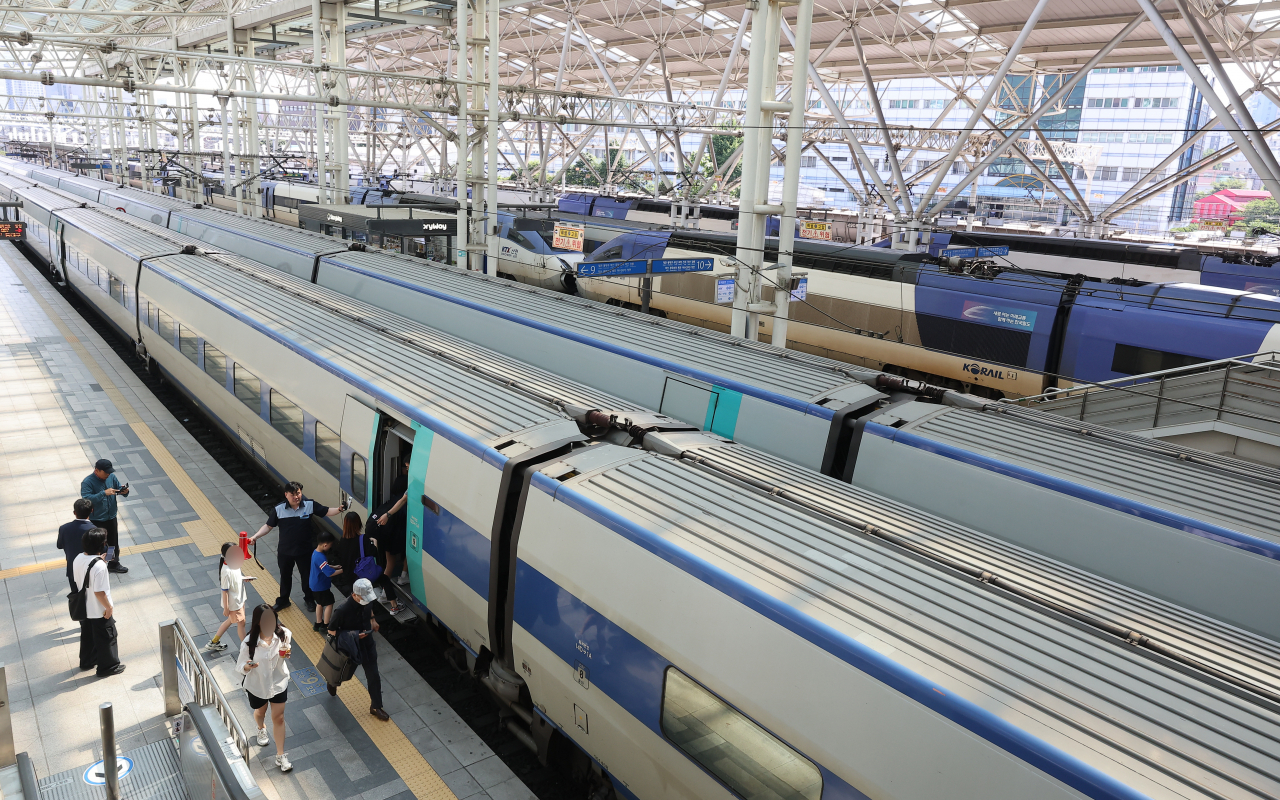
[{"left": 73, "top": 528, "right": 124, "bottom": 676}]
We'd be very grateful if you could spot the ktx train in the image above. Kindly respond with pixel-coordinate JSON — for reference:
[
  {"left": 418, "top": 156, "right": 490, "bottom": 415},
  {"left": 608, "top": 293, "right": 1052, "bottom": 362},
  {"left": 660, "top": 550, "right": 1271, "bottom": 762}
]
[
  {"left": 574, "top": 228, "right": 1280, "bottom": 396},
  {"left": 11, "top": 180, "right": 1280, "bottom": 800},
  {"left": 8, "top": 163, "right": 1280, "bottom": 641}
]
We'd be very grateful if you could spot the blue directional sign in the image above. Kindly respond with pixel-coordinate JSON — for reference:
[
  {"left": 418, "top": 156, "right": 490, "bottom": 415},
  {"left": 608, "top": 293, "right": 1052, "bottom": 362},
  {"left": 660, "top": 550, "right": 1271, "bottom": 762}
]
[
  {"left": 653, "top": 258, "right": 715, "bottom": 273},
  {"left": 941, "top": 246, "right": 1009, "bottom": 258},
  {"left": 576, "top": 259, "right": 649, "bottom": 277}
]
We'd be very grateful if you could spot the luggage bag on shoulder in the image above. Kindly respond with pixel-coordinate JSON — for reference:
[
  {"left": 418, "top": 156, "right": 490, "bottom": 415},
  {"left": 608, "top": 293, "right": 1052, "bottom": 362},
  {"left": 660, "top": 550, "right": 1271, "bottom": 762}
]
[
  {"left": 67, "top": 557, "right": 103, "bottom": 622},
  {"left": 318, "top": 638, "right": 357, "bottom": 686}
]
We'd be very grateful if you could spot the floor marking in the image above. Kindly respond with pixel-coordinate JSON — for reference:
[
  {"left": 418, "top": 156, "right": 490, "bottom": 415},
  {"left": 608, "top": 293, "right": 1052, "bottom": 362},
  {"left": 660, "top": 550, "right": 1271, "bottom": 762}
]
[
  {"left": 0, "top": 536, "right": 193, "bottom": 582},
  {"left": 6, "top": 248, "right": 457, "bottom": 800}
]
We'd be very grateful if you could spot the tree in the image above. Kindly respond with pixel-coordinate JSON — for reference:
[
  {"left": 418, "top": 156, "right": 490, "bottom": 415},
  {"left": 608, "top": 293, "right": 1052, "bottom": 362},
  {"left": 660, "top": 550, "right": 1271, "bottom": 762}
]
[
  {"left": 1241, "top": 198, "right": 1280, "bottom": 224},
  {"left": 1212, "top": 176, "right": 1246, "bottom": 192}
]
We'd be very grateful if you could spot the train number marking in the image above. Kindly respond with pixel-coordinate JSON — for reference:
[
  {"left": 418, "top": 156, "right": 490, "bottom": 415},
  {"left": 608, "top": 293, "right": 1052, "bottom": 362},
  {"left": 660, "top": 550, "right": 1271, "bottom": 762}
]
[
  {"left": 576, "top": 639, "right": 592, "bottom": 659},
  {"left": 574, "top": 661, "right": 590, "bottom": 689}
]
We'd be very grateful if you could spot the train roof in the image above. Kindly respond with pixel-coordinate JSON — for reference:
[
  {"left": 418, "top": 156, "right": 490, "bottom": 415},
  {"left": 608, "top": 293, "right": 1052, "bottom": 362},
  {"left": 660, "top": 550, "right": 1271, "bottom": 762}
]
[
  {"left": 564, "top": 440, "right": 1280, "bottom": 799},
  {"left": 56, "top": 206, "right": 212, "bottom": 259},
  {"left": 322, "top": 248, "right": 879, "bottom": 402},
  {"left": 890, "top": 403, "right": 1280, "bottom": 547},
  {"left": 100, "top": 185, "right": 193, "bottom": 212},
  {"left": 145, "top": 251, "right": 643, "bottom": 444},
  {"left": 170, "top": 205, "right": 349, "bottom": 258}
]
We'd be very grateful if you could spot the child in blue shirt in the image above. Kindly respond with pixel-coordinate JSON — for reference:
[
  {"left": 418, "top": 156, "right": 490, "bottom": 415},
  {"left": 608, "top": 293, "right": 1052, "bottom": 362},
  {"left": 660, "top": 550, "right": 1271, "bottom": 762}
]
[{"left": 309, "top": 531, "right": 342, "bottom": 632}]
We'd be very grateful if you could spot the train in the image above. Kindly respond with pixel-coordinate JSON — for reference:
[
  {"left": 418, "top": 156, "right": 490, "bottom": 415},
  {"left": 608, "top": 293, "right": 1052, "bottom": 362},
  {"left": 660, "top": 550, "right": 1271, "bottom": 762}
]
[
  {"left": 919, "top": 229, "right": 1280, "bottom": 293},
  {"left": 8, "top": 175, "right": 1280, "bottom": 800},
  {"left": 573, "top": 228, "right": 1280, "bottom": 395},
  {"left": 7, "top": 163, "right": 1280, "bottom": 643}
]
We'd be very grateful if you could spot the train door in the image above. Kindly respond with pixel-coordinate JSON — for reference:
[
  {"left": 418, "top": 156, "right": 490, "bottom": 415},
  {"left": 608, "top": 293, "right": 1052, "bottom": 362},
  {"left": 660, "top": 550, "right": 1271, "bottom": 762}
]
[
  {"left": 338, "top": 396, "right": 378, "bottom": 511},
  {"left": 51, "top": 217, "right": 66, "bottom": 280},
  {"left": 372, "top": 413, "right": 417, "bottom": 592}
]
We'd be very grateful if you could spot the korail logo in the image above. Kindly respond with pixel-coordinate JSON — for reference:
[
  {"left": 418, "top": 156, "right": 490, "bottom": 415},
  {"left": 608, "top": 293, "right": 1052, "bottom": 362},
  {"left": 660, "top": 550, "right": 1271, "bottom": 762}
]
[
  {"left": 326, "top": 213, "right": 343, "bottom": 223},
  {"left": 962, "top": 362, "right": 1017, "bottom": 381}
]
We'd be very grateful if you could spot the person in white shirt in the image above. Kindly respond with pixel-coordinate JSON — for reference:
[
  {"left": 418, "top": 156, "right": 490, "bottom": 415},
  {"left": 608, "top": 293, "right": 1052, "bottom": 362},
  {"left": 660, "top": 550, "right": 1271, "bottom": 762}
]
[
  {"left": 73, "top": 528, "right": 124, "bottom": 676},
  {"left": 234, "top": 604, "right": 293, "bottom": 772}
]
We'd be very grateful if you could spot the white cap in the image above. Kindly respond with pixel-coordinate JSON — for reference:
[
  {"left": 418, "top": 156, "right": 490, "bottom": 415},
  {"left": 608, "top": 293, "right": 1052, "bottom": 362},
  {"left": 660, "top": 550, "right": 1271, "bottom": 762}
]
[{"left": 352, "top": 578, "right": 376, "bottom": 605}]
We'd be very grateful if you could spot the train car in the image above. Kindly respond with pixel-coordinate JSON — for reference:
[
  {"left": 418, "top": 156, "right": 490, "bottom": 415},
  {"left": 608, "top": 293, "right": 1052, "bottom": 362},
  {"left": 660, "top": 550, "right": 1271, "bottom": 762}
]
[
  {"left": 924, "top": 229, "right": 1280, "bottom": 295},
  {"left": 20, "top": 203, "right": 1280, "bottom": 800},
  {"left": 581, "top": 229, "right": 1280, "bottom": 395}
]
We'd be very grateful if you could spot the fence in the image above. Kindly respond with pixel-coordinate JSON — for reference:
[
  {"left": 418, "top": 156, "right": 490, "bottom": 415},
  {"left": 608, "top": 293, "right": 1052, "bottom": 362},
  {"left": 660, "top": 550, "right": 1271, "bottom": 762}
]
[{"left": 160, "top": 618, "right": 251, "bottom": 763}]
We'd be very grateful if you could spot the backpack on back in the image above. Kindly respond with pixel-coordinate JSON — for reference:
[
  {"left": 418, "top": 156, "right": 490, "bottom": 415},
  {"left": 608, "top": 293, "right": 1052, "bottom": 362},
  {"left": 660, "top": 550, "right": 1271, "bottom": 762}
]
[{"left": 68, "top": 557, "right": 104, "bottom": 621}]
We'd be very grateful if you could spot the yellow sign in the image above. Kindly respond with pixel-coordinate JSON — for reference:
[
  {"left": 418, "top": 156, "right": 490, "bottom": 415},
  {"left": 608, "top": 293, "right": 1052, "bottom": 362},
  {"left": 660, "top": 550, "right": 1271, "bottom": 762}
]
[
  {"left": 799, "top": 220, "right": 833, "bottom": 240},
  {"left": 553, "top": 222, "right": 585, "bottom": 251},
  {"left": 1200, "top": 219, "right": 1226, "bottom": 229}
]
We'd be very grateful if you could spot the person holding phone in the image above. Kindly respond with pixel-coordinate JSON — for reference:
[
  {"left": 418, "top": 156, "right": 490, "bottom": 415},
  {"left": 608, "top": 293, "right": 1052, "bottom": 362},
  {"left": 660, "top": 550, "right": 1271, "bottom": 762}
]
[
  {"left": 81, "top": 459, "right": 130, "bottom": 573},
  {"left": 325, "top": 579, "right": 390, "bottom": 721},
  {"left": 235, "top": 604, "right": 294, "bottom": 772}
]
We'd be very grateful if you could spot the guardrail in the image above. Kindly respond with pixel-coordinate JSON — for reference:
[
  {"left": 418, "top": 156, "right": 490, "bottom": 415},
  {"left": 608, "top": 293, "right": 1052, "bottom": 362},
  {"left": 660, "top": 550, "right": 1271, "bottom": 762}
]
[
  {"left": 160, "top": 618, "right": 251, "bottom": 762},
  {"left": 1017, "top": 350, "right": 1280, "bottom": 428},
  {"left": 184, "top": 702, "right": 264, "bottom": 800},
  {"left": 0, "top": 662, "right": 14, "bottom": 769}
]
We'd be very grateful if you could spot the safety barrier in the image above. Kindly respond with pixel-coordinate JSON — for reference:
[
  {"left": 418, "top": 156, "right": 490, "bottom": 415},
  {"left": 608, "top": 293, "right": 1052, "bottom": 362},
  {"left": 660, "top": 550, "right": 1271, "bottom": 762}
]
[{"left": 160, "top": 618, "right": 251, "bottom": 762}]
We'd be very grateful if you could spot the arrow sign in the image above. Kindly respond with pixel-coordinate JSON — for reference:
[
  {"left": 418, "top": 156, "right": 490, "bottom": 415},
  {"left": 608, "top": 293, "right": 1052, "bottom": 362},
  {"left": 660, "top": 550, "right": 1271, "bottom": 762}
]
[
  {"left": 577, "top": 259, "right": 649, "bottom": 277},
  {"left": 652, "top": 258, "right": 714, "bottom": 273}
]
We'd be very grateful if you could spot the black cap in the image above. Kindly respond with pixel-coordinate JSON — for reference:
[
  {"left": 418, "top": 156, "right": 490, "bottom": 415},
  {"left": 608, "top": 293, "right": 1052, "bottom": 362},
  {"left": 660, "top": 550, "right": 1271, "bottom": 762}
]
[{"left": 94, "top": 459, "right": 114, "bottom": 474}]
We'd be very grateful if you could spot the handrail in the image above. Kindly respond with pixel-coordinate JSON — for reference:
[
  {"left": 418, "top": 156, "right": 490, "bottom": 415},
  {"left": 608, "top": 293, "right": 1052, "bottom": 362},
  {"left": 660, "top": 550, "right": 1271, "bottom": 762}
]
[
  {"left": 160, "top": 619, "right": 251, "bottom": 762},
  {"left": 16, "top": 752, "right": 38, "bottom": 800},
  {"left": 1014, "top": 350, "right": 1280, "bottom": 426},
  {"left": 184, "top": 703, "right": 264, "bottom": 800}
]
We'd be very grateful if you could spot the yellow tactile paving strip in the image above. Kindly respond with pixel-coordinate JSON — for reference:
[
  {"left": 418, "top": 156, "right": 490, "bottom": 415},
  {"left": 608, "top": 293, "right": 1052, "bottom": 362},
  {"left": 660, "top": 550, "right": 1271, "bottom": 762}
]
[
  {"left": 0, "top": 535, "right": 193, "bottom": 582},
  {"left": 10, "top": 250, "right": 457, "bottom": 800}
]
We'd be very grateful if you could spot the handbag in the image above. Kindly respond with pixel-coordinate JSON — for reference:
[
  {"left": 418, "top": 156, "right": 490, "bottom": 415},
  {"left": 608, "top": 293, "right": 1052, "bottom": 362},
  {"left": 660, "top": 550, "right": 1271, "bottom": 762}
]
[
  {"left": 317, "top": 636, "right": 358, "bottom": 686},
  {"left": 355, "top": 537, "right": 382, "bottom": 582},
  {"left": 67, "top": 557, "right": 103, "bottom": 621}
]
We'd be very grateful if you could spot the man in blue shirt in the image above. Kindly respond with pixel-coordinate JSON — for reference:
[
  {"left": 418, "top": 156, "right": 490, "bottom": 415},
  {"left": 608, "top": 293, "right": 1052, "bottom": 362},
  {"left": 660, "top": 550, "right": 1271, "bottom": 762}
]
[
  {"left": 80, "top": 458, "right": 130, "bottom": 574},
  {"left": 56, "top": 498, "right": 97, "bottom": 591}
]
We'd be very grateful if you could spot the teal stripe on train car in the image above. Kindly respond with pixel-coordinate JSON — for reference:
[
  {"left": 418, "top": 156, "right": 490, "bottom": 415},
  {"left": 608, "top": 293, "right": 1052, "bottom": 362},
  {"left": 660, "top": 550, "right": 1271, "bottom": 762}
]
[
  {"left": 706, "top": 387, "right": 742, "bottom": 439},
  {"left": 406, "top": 421, "right": 434, "bottom": 601}
]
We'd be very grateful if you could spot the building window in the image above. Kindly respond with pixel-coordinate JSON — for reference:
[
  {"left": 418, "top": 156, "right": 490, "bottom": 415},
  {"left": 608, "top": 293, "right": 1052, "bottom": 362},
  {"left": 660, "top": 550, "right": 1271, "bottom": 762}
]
[
  {"left": 1094, "top": 166, "right": 1119, "bottom": 181},
  {"left": 800, "top": 156, "right": 817, "bottom": 168},
  {"left": 234, "top": 364, "right": 260, "bottom": 414},
  {"left": 204, "top": 343, "right": 226, "bottom": 385},
  {"left": 270, "top": 390, "right": 305, "bottom": 448},
  {"left": 350, "top": 453, "right": 367, "bottom": 504},
  {"left": 1121, "top": 167, "right": 1145, "bottom": 182},
  {"left": 178, "top": 324, "right": 199, "bottom": 365},
  {"left": 315, "top": 421, "right": 341, "bottom": 479},
  {"left": 660, "top": 668, "right": 821, "bottom": 800}
]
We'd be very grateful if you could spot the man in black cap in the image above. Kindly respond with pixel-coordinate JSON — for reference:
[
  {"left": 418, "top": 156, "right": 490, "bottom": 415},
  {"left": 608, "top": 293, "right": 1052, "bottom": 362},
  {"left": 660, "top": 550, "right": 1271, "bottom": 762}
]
[{"left": 81, "top": 458, "right": 130, "bottom": 574}]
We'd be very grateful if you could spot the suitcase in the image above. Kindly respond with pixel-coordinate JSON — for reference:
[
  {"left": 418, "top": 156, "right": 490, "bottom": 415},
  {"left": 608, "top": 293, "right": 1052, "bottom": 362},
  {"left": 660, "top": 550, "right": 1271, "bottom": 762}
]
[{"left": 318, "top": 638, "right": 357, "bottom": 686}]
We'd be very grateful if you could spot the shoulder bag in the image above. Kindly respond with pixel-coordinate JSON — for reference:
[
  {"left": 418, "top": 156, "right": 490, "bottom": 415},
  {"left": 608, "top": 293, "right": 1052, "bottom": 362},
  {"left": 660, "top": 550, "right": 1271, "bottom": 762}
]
[{"left": 68, "top": 557, "right": 104, "bottom": 621}]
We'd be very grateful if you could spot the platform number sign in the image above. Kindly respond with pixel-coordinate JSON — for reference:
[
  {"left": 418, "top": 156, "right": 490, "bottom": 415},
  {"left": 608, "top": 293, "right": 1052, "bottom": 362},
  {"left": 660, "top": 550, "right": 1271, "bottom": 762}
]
[
  {"left": 553, "top": 222, "right": 585, "bottom": 251},
  {"left": 799, "top": 220, "right": 832, "bottom": 240}
]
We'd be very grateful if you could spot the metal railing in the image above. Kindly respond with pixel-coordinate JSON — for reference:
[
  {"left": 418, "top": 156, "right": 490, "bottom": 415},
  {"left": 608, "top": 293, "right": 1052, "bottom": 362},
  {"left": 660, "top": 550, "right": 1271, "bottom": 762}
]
[
  {"left": 0, "top": 662, "right": 14, "bottom": 769},
  {"left": 160, "top": 618, "right": 251, "bottom": 763},
  {"left": 1017, "top": 351, "right": 1280, "bottom": 430}
]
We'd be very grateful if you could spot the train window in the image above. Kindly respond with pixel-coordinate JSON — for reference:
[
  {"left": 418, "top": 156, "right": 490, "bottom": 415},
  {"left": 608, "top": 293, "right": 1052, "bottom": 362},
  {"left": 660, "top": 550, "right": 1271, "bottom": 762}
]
[
  {"left": 108, "top": 273, "right": 123, "bottom": 303},
  {"left": 270, "top": 390, "right": 305, "bottom": 448},
  {"left": 178, "top": 325, "right": 199, "bottom": 366},
  {"left": 350, "top": 453, "right": 367, "bottom": 504},
  {"left": 315, "top": 421, "right": 341, "bottom": 479},
  {"left": 660, "top": 668, "right": 821, "bottom": 800},
  {"left": 204, "top": 343, "right": 227, "bottom": 386},
  {"left": 1111, "top": 343, "right": 1209, "bottom": 375},
  {"left": 234, "top": 364, "right": 261, "bottom": 413},
  {"left": 157, "top": 309, "right": 175, "bottom": 345}
]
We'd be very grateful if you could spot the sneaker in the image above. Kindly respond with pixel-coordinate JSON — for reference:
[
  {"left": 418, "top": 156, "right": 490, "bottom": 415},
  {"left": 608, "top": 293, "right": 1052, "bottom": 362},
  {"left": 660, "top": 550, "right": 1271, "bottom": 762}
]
[
  {"left": 275, "top": 753, "right": 292, "bottom": 773},
  {"left": 312, "top": 622, "right": 323, "bottom": 632},
  {"left": 255, "top": 727, "right": 269, "bottom": 746},
  {"left": 394, "top": 574, "right": 410, "bottom": 586},
  {"left": 204, "top": 639, "right": 228, "bottom": 652},
  {"left": 388, "top": 602, "right": 404, "bottom": 615},
  {"left": 107, "top": 561, "right": 129, "bottom": 574}
]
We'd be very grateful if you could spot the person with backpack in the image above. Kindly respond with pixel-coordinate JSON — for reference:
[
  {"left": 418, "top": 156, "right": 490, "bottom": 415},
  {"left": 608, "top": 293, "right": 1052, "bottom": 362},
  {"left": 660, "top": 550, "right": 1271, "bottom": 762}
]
[
  {"left": 235, "top": 604, "right": 294, "bottom": 772},
  {"left": 73, "top": 528, "right": 124, "bottom": 676},
  {"left": 333, "top": 512, "right": 402, "bottom": 614}
]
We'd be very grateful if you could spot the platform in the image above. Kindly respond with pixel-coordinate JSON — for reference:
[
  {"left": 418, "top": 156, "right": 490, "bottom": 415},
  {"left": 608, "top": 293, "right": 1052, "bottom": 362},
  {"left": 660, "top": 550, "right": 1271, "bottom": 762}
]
[{"left": 0, "top": 241, "right": 534, "bottom": 800}]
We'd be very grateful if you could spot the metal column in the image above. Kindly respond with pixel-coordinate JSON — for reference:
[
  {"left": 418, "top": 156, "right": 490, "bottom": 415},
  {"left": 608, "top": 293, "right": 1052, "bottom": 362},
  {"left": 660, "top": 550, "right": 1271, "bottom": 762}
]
[
  {"left": 772, "top": 0, "right": 814, "bottom": 349},
  {"left": 730, "top": 0, "right": 774, "bottom": 340}
]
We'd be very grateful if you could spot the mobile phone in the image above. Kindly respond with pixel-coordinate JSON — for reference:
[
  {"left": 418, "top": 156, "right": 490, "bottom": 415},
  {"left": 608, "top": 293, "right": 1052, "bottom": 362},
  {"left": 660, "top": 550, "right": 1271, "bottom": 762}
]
[
  {"left": 246, "top": 661, "right": 258, "bottom": 667},
  {"left": 106, "top": 546, "right": 116, "bottom": 560},
  {"left": 121, "top": 483, "right": 129, "bottom": 491}
]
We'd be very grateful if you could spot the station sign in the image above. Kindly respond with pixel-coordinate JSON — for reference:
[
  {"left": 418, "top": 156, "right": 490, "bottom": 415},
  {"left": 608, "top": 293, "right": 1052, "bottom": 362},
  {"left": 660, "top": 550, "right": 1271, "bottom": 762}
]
[
  {"left": 941, "top": 245, "right": 1009, "bottom": 258},
  {"left": 716, "top": 277, "right": 736, "bottom": 303},
  {"left": 652, "top": 258, "right": 714, "bottom": 273},
  {"left": 790, "top": 277, "right": 809, "bottom": 302},
  {"left": 799, "top": 220, "right": 833, "bottom": 240},
  {"left": 577, "top": 259, "right": 648, "bottom": 277},
  {"left": 0, "top": 221, "right": 24, "bottom": 240},
  {"left": 553, "top": 222, "right": 585, "bottom": 251}
]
